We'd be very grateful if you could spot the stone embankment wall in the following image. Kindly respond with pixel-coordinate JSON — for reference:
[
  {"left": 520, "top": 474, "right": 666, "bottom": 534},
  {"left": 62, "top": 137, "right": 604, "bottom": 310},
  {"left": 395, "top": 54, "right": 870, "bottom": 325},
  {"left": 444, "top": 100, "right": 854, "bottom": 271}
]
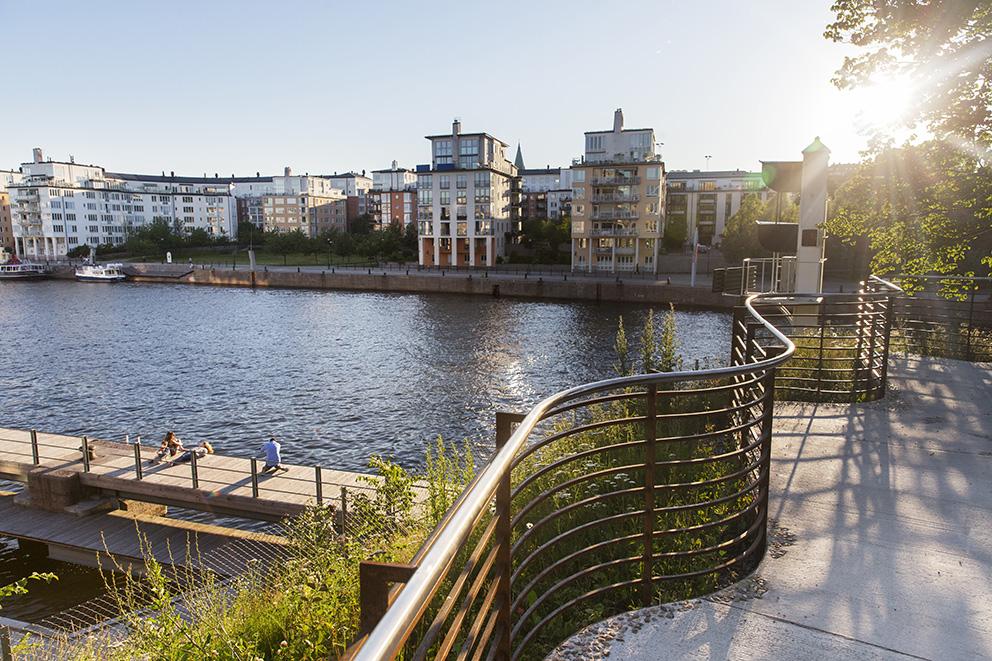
[{"left": 56, "top": 264, "right": 735, "bottom": 309}]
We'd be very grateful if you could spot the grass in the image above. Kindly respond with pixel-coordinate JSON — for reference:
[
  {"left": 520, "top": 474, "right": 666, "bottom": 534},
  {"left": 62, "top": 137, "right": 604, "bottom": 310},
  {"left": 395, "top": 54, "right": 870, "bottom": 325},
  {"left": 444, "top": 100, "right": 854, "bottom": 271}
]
[{"left": 127, "top": 249, "right": 373, "bottom": 269}]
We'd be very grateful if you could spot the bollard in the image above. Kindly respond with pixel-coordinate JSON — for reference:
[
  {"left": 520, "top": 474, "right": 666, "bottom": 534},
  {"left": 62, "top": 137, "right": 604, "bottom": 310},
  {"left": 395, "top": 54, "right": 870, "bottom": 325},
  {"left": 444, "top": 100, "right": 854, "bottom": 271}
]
[
  {"left": 298, "top": 267, "right": 301, "bottom": 273},
  {"left": 250, "top": 457, "right": 259, "bottom": 497},
  {"left": 81, "top": 436, "right": 91, "bottom": 472},
  {"left": 30, "top": 429, "right": 39, "bottom": 465},
  {"left": 406, "top": 269, "right": 409, "bottom": 276},
  {"left": 133, "top": 442, "right": 143, "bottom": 480},
  {"left": 190, "top": 449, "right": 199, "bottom": 489},
  {"left": 315, "top": 466, "right": 323, "bottom": 505},
  {"left": 695, "top": 358, "right": 700, "bottom": 371}
]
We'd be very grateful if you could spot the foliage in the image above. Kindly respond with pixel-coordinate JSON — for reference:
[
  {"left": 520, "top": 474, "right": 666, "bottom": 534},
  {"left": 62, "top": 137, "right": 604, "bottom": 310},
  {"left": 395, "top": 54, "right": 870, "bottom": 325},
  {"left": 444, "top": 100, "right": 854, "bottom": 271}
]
[
  {"left": 825, "top": 0, "right": 992, "bottom": 147},
  {"left": 517, "top": 218, "right": 571, "bottom": 264},
  {"left": 658, "top": 304, "right": 682, "bottom": 372},
  {"left": 1, "top": 572, "right": 58, "bottom": 655},
  {"left": 721, "top": 194, "right": 798, "bottom": 264},
  {"left": 827, "top": 141, "right": 992, "bottom": 276},
  {"left": 424, "top": 436, "right": 475, "bottom": 527},
  {"left": 613, "top": 316, "right": 631, "bottom": 376},
  {"left": 662, "top": 214, "right": 688, "bottom": 251}
]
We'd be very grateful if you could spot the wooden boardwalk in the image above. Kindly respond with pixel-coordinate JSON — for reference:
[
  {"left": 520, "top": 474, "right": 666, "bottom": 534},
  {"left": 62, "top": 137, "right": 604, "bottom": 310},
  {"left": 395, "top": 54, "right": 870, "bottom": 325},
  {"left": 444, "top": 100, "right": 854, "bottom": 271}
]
[
  {"left": 0, "top": 427, "right": 377, "bottom": 521},
  {"left": 0, "top": 491, "right": 286, "bottom": 576}
]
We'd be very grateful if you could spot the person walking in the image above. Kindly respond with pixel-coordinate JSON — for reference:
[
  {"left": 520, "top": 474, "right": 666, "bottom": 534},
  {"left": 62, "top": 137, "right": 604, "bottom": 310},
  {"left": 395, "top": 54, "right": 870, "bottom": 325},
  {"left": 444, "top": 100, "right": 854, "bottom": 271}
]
[{"left": 261, "top": 437, "right": 286, "bottom": 473}]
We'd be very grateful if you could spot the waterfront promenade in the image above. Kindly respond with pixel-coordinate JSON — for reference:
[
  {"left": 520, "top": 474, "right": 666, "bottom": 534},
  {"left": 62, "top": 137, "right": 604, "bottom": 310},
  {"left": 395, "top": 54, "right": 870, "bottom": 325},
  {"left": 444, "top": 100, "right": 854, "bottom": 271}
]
[{"left": 551, "top": 355, "right": 992, "bottom": 660}]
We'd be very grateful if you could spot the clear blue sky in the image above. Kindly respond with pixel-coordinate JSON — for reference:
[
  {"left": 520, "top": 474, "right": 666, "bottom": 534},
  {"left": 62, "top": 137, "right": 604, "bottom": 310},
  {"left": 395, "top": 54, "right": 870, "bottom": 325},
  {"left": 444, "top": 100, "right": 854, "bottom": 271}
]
[{"left": 0, "top": 0, "right": 872, "bottom": 176}]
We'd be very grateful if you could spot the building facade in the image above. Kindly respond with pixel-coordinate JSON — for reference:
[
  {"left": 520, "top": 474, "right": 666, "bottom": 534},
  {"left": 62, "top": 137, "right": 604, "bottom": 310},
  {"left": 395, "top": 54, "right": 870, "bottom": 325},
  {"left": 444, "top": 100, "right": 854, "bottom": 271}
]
[
  {"left": 520, "top": 167, "right": 573, "bottom": 220},
  {"left": 9, "top": 149, "right": 238, "bottom": 259},
  {"left": 232, "top": 169, "right": 347, "bottom": 237},
  {"left": 570, "top": 110, "right": 664, "bottom": 273},
  {"left": 665, "top": 170, "right": 768, "bottom": 247},
  {"left": 0, "top": 169, "right": 23, "bottom": 254},
  {"left": 369, "top": 162, "right": 417, "bottom": 229},
  {"left": 417, "top": 120, "right": 519, "bottom": 267},
  {"left": 323, "top": 172, "right": 372, "bottom": 223}
]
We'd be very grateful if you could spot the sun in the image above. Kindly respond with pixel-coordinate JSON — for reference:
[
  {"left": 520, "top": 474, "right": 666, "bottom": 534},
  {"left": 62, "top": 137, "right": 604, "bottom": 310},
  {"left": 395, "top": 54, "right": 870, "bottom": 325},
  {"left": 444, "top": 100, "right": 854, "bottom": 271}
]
[{"left": 847, "top": 73, "right": 919, "bottom": 137}]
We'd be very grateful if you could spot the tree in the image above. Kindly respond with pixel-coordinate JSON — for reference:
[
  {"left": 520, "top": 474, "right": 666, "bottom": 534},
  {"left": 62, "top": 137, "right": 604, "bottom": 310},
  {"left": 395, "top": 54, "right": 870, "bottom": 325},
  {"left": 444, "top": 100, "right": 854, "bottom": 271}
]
[
  {"left": 265, "top": 229, "right": 308, "bottom": 265},
  {"left": 828, "top": 141, "right": 992, "bottom": 275},
  {"left": 825, "top": 1, "right": 992, "bottom": 147},
  {"left": 237, "top": 221, "right": 262, "bottom": 247},
  {"left": 662, "top": 215, "right": 687, "bottom": 252}
]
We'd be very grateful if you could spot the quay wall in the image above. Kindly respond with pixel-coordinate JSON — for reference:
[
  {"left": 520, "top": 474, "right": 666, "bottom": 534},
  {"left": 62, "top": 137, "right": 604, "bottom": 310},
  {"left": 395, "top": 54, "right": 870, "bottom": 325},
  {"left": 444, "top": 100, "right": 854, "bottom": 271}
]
[{"left": 54, "top": 265, "right": 735, "bottom": 309}]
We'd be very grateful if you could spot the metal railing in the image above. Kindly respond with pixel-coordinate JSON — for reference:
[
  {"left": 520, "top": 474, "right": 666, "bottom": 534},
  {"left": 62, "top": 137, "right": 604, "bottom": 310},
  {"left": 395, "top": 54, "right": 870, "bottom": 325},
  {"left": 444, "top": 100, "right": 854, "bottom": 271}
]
[
  {"left": 348, "top": 292, "right": 798, "bottom": 661},
  {"left": 886, "top": 274, "right": 992, "bottom": 362},
  {"left": 348, "top": 277, "right": 903, "bottom": 660}
]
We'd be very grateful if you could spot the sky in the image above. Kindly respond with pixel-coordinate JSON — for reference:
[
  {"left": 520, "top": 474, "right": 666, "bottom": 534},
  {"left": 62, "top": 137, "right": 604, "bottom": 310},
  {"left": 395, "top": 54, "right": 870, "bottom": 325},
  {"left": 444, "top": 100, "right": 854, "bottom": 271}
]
[{"left": 0, "top": 0, "right": 882, "bottom": 177}]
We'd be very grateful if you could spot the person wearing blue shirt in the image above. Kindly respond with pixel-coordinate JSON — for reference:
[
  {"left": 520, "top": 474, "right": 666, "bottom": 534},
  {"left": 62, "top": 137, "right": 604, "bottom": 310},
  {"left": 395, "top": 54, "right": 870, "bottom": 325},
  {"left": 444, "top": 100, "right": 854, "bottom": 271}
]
[{"left": 261, "top": 437, "right": 285, "bottom": 473}]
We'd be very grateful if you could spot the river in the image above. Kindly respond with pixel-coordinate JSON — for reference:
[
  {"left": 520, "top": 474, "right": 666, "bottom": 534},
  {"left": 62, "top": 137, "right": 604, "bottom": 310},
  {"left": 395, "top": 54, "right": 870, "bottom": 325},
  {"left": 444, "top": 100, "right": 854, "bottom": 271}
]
[{"left": 0, "top": 279, "right": 730, "bottom": 622}]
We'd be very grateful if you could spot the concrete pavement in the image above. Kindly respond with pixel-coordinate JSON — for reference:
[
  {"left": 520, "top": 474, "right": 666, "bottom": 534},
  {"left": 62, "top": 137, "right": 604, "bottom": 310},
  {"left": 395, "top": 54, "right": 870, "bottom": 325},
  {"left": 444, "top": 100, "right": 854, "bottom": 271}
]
[{"left": 549, "top": 356, "right": 992, "bottom": 660}]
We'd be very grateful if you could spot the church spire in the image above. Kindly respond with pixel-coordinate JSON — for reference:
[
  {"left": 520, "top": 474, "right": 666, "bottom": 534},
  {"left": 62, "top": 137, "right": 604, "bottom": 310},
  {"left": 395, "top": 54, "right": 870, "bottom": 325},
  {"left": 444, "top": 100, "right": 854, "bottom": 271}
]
[{"left": 514, "top": 143, "right": 525, "bottom": 171}]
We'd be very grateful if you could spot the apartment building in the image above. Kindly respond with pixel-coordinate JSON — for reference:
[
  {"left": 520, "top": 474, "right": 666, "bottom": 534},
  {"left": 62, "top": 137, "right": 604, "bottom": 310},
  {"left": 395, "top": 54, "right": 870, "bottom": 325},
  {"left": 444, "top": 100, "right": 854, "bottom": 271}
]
[
  {"left": 520, "top": 167, "right": 573, "bottom": 220},
  {"left": 666, "top": 170, "right": 769, "bottom": 247},
  {"left": 9, "top": 149, "right": 238, "bottom": 259},
  {"left": 323, "top": 172, "right": 373, "bottom": 223},
  {"left": 369, "top": 162, "right": 417, "bottom": 229},
  {"left": 232, "top": 168, "right": 347, "bottom": 237},
  {"left": 0, "top": 169, "right": 23, "bottom": 253},
  {"left": 417, "top": 120, "right": 520, "bottom": 267},
  {"left": 570, "top": 109, "right": 664, "bottom": 273}
]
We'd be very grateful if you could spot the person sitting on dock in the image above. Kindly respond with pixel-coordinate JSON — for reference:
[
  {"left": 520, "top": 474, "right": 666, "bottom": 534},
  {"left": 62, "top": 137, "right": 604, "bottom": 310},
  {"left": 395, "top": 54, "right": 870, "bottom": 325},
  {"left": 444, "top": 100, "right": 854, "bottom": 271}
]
[
  {"left": 261, "top": 437, "right": 286, "bottom": 473},
  {"left": 172, "top": 441, "right": 214, "bottom": 465},
  {"left": 150, "top": 431, "right": 183, "bottom": 464}
]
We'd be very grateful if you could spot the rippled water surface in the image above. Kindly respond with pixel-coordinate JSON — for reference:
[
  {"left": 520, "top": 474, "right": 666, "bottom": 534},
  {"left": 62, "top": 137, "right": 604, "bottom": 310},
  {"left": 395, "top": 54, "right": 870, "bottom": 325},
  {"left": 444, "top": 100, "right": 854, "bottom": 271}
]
[{"left": 0, "top": 279, "right": 730, "bottom": 621}]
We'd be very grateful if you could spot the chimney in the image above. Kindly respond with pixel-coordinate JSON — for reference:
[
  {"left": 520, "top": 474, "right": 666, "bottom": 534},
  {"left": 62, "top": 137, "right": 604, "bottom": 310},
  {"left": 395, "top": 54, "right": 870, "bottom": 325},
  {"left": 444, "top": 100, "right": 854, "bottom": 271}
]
[
  {"left": 285, "top": 166, "right": 292, "bottom": 177},
  {"left": 70, "top": 155, "right": 75, "bottom": 164},
  {"left": 613, "top": 108, "right": 624, "bottom": 133},
  {"left": 453, "top": 118, "right": 461, "bottom": 136},
  {"left": 32, "top": 147, "right": 43, "bottom": 163},
  {"left": 171, "top": 171, "right": 175, "bottom": 177},
  {"left": 392, "top": 160, "right": 398, "bottom": 170},
  {"left": 256, "top": 171, "right": 260, "bottom": 177}
]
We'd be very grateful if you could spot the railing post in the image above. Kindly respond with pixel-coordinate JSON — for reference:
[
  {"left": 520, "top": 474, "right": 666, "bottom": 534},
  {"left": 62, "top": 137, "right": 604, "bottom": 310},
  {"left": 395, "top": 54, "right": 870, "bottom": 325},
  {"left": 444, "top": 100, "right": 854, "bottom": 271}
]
[
  {"left": 81, "top": 436, "right": 91, "bottom": 472},
  {"left": 250, "top": 457, "right": 259, "bottom": 497},
  {"left": 495, "top": 410, "right": 525, "bottom": 660},
  {"left": 190, "top": 449, "right": 199, "bottom": 489},
  {"left": 641, "top": 385, "right": 657, "bottom": 607},
  {"left": 966, "top": 287, "right": 976, "bottom": 361},
  {"left": 1, "top": 625, "right": 11, "bottom": 661},
  {"left": 341, "top": 486, "right": 348, "bottom": 533},
  {"left": 30, "top": 429, "right": 39, "bottom": 465},
  {"left": 315, "top": 465, "right": 323, "bottom": 506},
  {"left": 133, "top": 442, "right": 143, "bottom": 480},
  {"left": 358, "top": 561, "right": 417, "bottom": 637}
]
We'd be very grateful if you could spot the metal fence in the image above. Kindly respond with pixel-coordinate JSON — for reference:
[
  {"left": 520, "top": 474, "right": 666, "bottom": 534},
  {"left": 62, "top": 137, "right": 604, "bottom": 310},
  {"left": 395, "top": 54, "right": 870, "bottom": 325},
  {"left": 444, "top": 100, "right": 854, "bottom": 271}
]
[
  {"left": 731, "top": 277, "right": 900, "bottom": 402},
  {"left": 887, "top": 275, "right": 992, "bottom": 362},
  {"left": 346, "top": 276, "right": 905, "bottom": 661}
]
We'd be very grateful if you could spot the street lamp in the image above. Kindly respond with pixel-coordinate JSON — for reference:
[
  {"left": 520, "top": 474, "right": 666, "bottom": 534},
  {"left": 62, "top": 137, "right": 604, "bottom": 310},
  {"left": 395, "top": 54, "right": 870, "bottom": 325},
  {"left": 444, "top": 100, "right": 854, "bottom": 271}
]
[
  {"left": 327, "top": 238, "right": 333, "bottom": 268},
  {"left": 704, "top": 155, "right": 712, "bottom": 170}
]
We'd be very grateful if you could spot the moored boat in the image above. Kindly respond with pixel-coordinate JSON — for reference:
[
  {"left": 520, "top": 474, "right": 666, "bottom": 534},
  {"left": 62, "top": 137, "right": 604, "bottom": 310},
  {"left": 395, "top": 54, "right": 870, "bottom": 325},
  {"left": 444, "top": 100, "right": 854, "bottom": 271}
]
[
  {"left": 75, "top": 262, "right": 127, "bottom": 282},
  {"left": 0, "top": 260, "right": 52, "bottom": 280}
]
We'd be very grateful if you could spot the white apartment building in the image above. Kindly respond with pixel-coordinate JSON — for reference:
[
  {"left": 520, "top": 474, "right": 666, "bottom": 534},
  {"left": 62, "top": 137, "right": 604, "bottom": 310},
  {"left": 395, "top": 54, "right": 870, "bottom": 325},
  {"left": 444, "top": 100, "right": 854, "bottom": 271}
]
[
  {"left": 666, "top": 170, "right": 769, "bottom": 246},
  {"left": 520, "top": 167, "right": 573, "bottom": 220},
  {"left": 10, "top": 149, "right": 237, "bottom": 259},
  {"left": 417, "top": 120, "right": 520, "bottom": 267},
  {"left": 570, "top": 109, "right": 665, "bottom": 273},
  {"left": 323, "top": 172, "right": 373, "bottom": 221}
]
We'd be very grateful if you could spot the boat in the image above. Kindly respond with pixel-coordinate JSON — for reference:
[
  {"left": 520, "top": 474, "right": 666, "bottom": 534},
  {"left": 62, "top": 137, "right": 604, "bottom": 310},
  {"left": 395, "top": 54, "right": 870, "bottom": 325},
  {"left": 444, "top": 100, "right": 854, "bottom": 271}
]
[
  {"left": 0, "top": 258, "right": 52, "bottom": 280},
  {"left": 75, "top": 262, "right": 127, "bottom": 282}
]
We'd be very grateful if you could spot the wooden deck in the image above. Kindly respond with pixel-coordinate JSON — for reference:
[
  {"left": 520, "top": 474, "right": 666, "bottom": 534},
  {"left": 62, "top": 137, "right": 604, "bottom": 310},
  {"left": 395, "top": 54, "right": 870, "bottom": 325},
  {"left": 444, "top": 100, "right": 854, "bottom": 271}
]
[
  {"left": 0, "top": 427, "right": 378, "bottom": 521},
  {"left": 0, "top": 491, "right": 286, "bottom": 575}
]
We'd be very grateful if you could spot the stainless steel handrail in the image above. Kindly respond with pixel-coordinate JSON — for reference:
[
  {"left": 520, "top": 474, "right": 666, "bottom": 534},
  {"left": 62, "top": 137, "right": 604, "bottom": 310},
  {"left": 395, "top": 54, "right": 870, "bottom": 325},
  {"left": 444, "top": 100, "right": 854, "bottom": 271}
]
[{"left": 354, "top": 290, "right": 798, "bottom": 661}]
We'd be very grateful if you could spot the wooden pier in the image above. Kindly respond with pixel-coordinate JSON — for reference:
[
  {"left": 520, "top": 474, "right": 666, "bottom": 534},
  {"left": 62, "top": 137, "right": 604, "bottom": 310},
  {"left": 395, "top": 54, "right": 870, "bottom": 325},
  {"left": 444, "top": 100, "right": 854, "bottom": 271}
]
[{"left": 0, "top": 426, "right": 377, "bottom": 521}]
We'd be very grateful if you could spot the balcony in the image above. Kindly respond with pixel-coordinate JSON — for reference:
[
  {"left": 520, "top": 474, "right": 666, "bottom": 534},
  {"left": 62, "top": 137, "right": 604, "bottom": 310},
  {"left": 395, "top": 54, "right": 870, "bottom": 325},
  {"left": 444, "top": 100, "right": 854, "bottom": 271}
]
[
  {"left": 591, "top": 176, "right": 640, "bottom": 186},
  {"left": 591, "top": 226, "right": 639, "bottom": 237},
  {"left": 591, "top": 210, "right": 639, "bottom": 221},
  {"left": 591, "top": 193, "right": 639, "bottom": 203}
]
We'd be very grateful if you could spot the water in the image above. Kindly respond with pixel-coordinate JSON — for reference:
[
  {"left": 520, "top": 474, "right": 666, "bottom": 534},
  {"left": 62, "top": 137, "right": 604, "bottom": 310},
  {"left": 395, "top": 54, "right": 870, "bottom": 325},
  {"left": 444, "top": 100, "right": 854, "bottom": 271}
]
[{"left": 0, "top": 279, "right": 730, "bottom": 621}]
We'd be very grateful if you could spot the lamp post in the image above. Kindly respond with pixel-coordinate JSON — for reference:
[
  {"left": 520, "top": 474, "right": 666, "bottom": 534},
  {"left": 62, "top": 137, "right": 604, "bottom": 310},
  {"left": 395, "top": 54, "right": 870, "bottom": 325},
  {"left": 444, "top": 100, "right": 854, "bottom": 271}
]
[
  {"left": 704, "top": 155, "right": 712, "bottom": 170},
  {"left": 327, "top": 238, "right": 333, "bottom": 268}
]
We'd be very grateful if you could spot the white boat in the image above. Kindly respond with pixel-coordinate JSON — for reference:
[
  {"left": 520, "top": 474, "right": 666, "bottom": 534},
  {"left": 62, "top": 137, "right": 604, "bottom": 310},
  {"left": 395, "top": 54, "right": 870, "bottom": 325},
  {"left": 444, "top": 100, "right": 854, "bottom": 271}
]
[
  {"left": 75, "top": 262, "right": 127, "bottom": 282},
  {"left": 0, "top": 261, "right": 51, "bottom": 280}
]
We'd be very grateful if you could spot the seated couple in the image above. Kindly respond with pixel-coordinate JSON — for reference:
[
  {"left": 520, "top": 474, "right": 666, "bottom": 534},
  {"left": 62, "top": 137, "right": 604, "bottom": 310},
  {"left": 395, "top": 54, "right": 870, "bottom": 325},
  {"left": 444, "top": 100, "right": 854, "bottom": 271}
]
[{"left": 149, "top": 431, "right": 214, "bottom": 465}]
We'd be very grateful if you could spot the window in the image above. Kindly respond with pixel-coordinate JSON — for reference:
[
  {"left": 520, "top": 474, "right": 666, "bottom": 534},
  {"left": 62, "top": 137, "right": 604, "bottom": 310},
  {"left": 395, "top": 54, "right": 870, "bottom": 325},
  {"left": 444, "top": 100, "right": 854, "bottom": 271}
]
[
  {"left": 183, "top": 206, "right": 194, "bottom": 213},
  {"left": 459, "top": 139, "right": 479, "bottom": 156},
  {"left": 474, "top": 171, "right": 489, "bottom": 188},
  {"left": 573, "top": 170, "right": 586, "bottom": 182},
  {"left": 52, "top": 213, "right": 63, "bottom": 220},
  {"left": 182, "top": 196, "right": 193, "bottom": 203},
  {"left": 439, "top": 175, "right": 450, "bottom": 189},
  {"left": 646, "top": 167, "right": 660, "bottom": 179},
  {"left": 418, "top": 175, "right": 432, "bottom": 189},
  {"left": 439, "top": 191, "right": 450, "bottom": 205},
  {"left": 434, "top": 140, "right": 453, "bottom": 164},
  {"left": 51, "top": 200, "right": 62, "bottom": 208},
  {"left": 586, "top": 135, "right": 604, "bottom": 151},
  {"left": 456, "top": 190, "right": 467, "bottom": 205},
  {"left": 456, "top": 175, "right": 467, "bottom": 189},
  {"left": 700, "top": 181, "right": 717, "bottom": 191},
  {"left": 52, "top": 224, "right": 64, "bottom": 232}
]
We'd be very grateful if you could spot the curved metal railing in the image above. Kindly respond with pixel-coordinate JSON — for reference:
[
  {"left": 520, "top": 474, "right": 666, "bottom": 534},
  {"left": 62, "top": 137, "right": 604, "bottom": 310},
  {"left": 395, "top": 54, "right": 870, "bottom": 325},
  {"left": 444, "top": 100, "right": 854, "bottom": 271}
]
[{"left": 350, "top": 278, "right": 902, "bottom": 661}]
